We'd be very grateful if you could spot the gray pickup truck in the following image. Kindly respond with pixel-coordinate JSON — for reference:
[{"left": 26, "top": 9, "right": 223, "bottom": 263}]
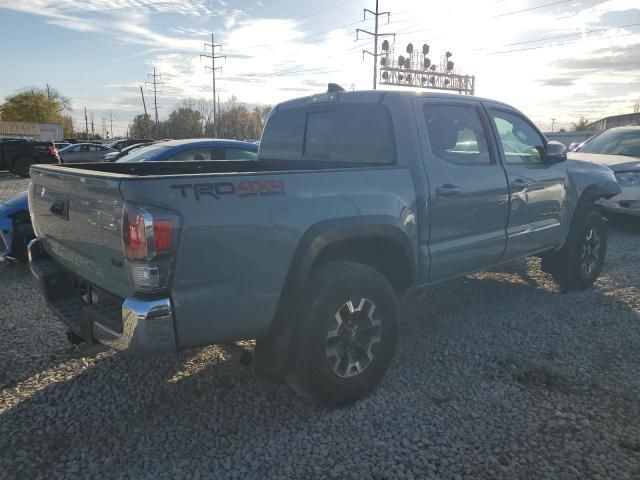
[{"left": 28, "top": 88, "right": 620, "bottom": 405}]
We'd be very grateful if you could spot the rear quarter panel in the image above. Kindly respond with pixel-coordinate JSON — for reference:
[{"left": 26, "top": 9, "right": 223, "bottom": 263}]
[{"left": 120, "top": 167, "right": 417, "bottom": 348}]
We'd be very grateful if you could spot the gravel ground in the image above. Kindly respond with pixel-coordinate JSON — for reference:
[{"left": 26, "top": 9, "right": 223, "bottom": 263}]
[{"left": 1, "top": 171, "right": 640, "bottom": 479}]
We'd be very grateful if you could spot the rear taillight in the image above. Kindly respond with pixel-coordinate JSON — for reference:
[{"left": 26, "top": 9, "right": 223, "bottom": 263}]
[{"left": 122, "top": 202, "right": 180, "bottom": 293}]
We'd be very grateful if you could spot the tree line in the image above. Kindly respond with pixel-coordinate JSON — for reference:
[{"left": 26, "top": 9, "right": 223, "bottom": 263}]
[
  {"left": 0, "top": 85, "right": 272, "bottom": 140},
  {"left": 129, "top": 96, "right": 271, "bottom": 140}
]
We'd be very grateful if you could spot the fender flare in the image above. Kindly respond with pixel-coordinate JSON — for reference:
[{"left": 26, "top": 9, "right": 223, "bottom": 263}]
[{"left": 253, "top": 216, "right": 416, "bottom": 379}]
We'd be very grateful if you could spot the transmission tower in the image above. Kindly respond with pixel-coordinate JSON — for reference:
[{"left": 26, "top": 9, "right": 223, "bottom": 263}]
[
  {"left": 108, "top": 110, "right": 115, "bottom": 139},
  {"left": 145, "top": 67, "right": 164, "bottom": 139},
  {"left": 356, "top": 0, "right": 395, "bottom": 90},
  {"left": 201, "top": 34, "right": 226, "bottom": 137}
]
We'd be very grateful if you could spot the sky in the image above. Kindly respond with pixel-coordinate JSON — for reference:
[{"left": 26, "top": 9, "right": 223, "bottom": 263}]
[{"left": 0, "top": 0, "right": 638, "bottom": 136}]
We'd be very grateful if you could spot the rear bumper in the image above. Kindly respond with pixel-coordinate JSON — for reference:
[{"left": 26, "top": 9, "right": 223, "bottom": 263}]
[{"left": 28, "top": 238, "right": 176, "bottom": 355}]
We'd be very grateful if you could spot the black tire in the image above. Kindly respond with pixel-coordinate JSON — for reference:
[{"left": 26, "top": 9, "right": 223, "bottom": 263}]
[
  {"left": 11, "top": 157, "right": 31, "bottom": 178},
  {"left": 287, "top": 261, "right": 398, "bottom": 406},
  {"left": 542, "top": 210, "right": 607, "bottom": 290}
]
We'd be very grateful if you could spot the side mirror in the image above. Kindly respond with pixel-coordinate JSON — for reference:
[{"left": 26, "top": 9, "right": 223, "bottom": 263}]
[
  {"left": 544, "top": 141, "right": 567, "bottom": 163},
  {"left": 568, "top": 142, "right": 578, "bottom": 152}
]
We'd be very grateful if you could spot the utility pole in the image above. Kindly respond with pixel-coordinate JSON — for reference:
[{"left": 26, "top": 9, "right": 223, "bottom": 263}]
[
  {"left": 551, "top": 118, "right": 556, "bottom": 133},
  {"left": 357, "top": 1, "right": 394, "bottom": 89},
  {"left": 200, "top": 34, "right": 226, "bottom": 137},
  {"left": 109, "top": 110, "right": 114, "bottom": 139},
  {"left": 84, "top": 107, "right": 89, "bottom": 140},
  {"left": 139, "top": 86, "right": 149, "bottom": 139},
  {"left": 145, "top": 67, "right": 163, "bottom": 139},
  {"left": 90, "top": 113, "right": 95, "bottom": 138}
]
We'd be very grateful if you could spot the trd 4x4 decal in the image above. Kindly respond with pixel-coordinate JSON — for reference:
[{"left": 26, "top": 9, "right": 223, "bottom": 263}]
[{"left": 171, "top": 180, "right": 285, "bottom": 200}]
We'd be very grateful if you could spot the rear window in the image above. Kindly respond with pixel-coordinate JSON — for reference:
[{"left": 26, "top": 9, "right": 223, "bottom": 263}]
[
  {"left": 259, "top": 103, "right": 395, "bottom": 164},
  {"left": 117, "top": 145, "right": 170, "bottom": 163}
]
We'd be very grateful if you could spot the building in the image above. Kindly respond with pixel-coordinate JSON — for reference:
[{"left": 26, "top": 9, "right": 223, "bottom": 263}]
[
  {"left": 544, "top": 130, "right": 597, "bottom": 148},
  {"left": 0, "top": 121, "right": 63, "bottom": 141},
  {"left": 585, "top": 112, "right": 640, "bottom": 132}
]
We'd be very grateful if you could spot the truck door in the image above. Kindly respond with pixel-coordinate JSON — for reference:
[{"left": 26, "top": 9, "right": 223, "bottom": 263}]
[
  {"left": 414, "top": 99, "right": 509, "bottom": 282},
  {"left": 485, "top": 108, "right": 567, "bottom": 260}
]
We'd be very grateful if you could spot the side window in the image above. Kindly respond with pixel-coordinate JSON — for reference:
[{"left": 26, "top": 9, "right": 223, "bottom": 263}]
[
  {"left": 225, "top": 148, "right": 258, "bottom": 160},
  {"left": 169, "top": 147, "right": 224, "bottom": 161},
  {"left": 489, "top": 110, "right": 545, "bottom": 164},
  {"left": 422, "top": 104, "right": 492, "bottom": 165},
  {"left": 80, "top": 145, "right": 90, "bottom": 152}
]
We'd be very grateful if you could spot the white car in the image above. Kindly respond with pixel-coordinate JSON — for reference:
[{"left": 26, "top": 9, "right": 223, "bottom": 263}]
[{"left": 569, "top": 126, "right": 640, "bottom": 217}]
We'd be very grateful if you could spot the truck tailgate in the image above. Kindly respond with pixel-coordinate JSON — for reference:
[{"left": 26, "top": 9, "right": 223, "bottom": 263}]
[{"left": 29, "top": 166, "right": 132, "bottom": 298}]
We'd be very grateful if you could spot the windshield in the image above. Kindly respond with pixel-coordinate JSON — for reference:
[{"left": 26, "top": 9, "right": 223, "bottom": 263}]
[
  {"left": 580, "top": 129, "right": 640, "bottom": 157},
  {"left": 117, "top": 145, "right": 169, "bottom": 162}
]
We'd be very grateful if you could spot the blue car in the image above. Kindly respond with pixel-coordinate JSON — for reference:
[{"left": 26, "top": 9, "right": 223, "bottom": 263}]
[
  {"left": 0, "top": 139, "right": 259, "bottom": 260},
  {"left": 117, "top": 139, "right": 258, "bottom": 162},
  {"left": 0, "top": 190, "right": 32, "bottom": 261}
]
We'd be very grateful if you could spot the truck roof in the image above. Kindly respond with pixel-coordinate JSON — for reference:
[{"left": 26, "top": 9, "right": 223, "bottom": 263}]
[{"left": 275, "top": 89, "right": 514, "bottom": 111}]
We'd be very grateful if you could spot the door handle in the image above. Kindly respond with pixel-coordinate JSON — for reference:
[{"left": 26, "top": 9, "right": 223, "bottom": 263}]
[
  {"left": 510, "top": 179, "right": 530, "bottom": 192},
  {"left": 435, "top": 184, "right": 462, "bottom": 198}
]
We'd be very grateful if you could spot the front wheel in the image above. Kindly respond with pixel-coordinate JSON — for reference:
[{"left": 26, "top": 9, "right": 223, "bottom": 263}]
[
  {"left": 542, "top": 210, "right": 607, "bottom": 290},
  {"left": 287, "top": 261, "right": 398, "bottom": 406}
]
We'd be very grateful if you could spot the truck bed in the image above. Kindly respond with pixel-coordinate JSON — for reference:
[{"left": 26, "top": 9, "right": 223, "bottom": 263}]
[{"left": 41, "top": 159, "right": 389, "bottom": 177}]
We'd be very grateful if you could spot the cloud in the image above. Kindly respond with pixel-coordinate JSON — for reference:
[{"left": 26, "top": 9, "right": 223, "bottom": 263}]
[
  {"left": 555, "top": 43, "right": 640, "bottom": 72},
  {"left": 540, "top": 77, "right": 578, "bottom": 86}
]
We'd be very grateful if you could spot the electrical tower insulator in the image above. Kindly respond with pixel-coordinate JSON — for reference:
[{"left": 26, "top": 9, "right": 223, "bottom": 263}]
[
  {"left": 430, "top": 64, "right": 437, "bottom": 71},
  {"left": 406, "top": 74, "right": 412, "bottom": 82},
  {"left": 447, "top": 60, "right": 454, "bottom": 71},
  {"left": 382, "top": 39, "right": 390, "bottom": 51},
  {"left": 446, "top": 51, "right": 452, "bottom": 58},
  {"left": 423, "top": 44, "right": 430, "bottom": 55},
  {"left": 444, "top": 79, "right": 450, "bottom": 85},
  {"left": 398, "top": 74, "right": 404, "bottom": 81},
  {"left": 406, "top": 43, "right": 414, "bottom": 54},
  {"left": 382, "top": 71, "right": 389, "bottom": 80},
  {"left": 424, "top": 58, "right": 431, "bottom": 69},
  {"left": 430, "top": 77, "right": 436, "bottom": 84},
  {"left": 381, "top": 57, "right": 387, "bottom": 66},
  {"left": 398, "top": 55, "right": 405, "bottom": 67}
]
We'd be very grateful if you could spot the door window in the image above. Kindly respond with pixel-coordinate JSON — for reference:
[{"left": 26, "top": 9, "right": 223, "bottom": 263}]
[
  {"left": 168, "top": 147, "right": 225, "bottom": 161},
  {"left": 422, "top": 104, "right": 492, "bottom": 165},
  {"left": 489, "top": 110, "right": 545, "bottom": 164},
  {"left": 225, "top": 148, "right": 258, "bottom": 160}
]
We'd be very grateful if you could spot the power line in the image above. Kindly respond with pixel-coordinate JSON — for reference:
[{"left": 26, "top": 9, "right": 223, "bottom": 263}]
[
  {"left": 295, "top": 0, "right": 360, "bottom": 21},
  {"left": 201, "top": 33, "right": 226, "bottom": 137},
  {"left": 477, "top": 21, "right": 640, "bottom": 51},
  {"left": 357, "top": 0, "right": 395, "bottom": 89},
  {"left": 487, "top": 29, "right": 639, "bottom": 55},
  {"left": 491, "top": 0, "right": 574, "bottom": 18},
  {"left": 145, "top": 67, "right": 164, "bottom": 139}
]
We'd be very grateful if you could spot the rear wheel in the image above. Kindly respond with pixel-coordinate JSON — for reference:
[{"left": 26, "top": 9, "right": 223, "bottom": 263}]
[
  {"left": 287, "top": 261, "right": 398, "bottom": 406},
  {"left": 542, "top": 210, "right": 607, "bottom": 290},
  {"left": 11, "top": 157, "right": 31, "bottom": 178}
]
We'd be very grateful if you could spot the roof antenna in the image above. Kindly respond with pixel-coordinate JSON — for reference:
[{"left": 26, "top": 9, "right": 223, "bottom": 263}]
[{"left": 327, "top": 83, "right": 346, "bottom": 93}]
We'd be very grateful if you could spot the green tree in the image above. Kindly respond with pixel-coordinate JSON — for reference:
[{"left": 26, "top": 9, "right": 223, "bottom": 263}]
[
  {"left": 0, "top": 85, "right": 71, "bottom": 124},
  {"left": 131, "top": 114, "right": 154, "bottom": 138},
  {"left": 572, "top": 116, "right": 591, "bottom": 131},
  {"left": 163, "top": 108, "right": 202, "bottom": 139}
]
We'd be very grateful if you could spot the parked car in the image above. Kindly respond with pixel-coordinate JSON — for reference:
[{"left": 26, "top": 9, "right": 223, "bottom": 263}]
[
  {"left": 0, "top": 138, "right": 60, "bottom": 177},
  {"left": 116, "top": 139, "right": 259, "bottom": 162},
  {"left": 107, "top": 138, "right": 155, "bottom": 151},
  {"left": 58, "top": 143, "right": 117, "bottom": 163},
  {"left": 0, "top": 190, "right": 32, "bottom": 260},
  {"left": 569, "top": 126, "right": 640, "bottom": 217},
  {"left": 28, "top": 87, "right": 620, "bottom": 405},
  {"left": 103, "top": 142, "right": 151, "bottom": 162}
]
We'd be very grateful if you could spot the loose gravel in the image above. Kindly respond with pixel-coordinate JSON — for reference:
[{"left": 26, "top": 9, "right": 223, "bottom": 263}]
[{"left": 1, "top": 171, "right": 640, "bottom": 479}]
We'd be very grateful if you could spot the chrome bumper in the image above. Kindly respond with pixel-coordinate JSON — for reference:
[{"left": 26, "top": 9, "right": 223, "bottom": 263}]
[{"left": 28, "top": 238, "right": 177, "bottom": 355}]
